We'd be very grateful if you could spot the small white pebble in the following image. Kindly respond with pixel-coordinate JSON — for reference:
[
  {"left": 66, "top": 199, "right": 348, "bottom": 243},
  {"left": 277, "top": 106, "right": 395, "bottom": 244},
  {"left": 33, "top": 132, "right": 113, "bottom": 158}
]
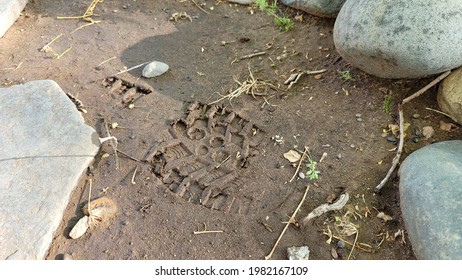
[{"left": 299, "top": 172, "right": 306, "bottom": 179}]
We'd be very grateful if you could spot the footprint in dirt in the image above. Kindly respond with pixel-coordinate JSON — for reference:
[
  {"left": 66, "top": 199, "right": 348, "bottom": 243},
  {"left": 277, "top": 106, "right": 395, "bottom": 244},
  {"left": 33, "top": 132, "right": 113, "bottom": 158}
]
[{"left": 144, "top": 101, "right": 266, "bottom": 214}]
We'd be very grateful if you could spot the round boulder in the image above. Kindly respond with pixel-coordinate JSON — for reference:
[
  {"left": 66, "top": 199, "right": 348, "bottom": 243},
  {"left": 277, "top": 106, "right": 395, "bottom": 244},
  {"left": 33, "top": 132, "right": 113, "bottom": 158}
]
[
  {"left": 282, "top": 0, "right": 346, "bottom": 18},
  {"left": 399, "top": 140, "right": 462, "bottom": 259},
  {"left": 437, "top": 67, "right": 462, "bottom": 125},
  {"left": 333, "top": 0, "right": 462, "bottom": 78}
]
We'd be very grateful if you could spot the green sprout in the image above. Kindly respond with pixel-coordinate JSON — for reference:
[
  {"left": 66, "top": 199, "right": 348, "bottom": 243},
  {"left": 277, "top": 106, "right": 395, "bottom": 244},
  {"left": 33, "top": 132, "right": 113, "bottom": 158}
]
[
  {"left": 339, "top": 70, "right": 355, "bottom": 81},
  {"left": 255, "top": 0, "right": 294, "bottom": 32},
  {"left": 306, "top": 158, "right": 320, "bottom": 181},
  {"left": 383, "top": 94, "right": 393, "bottom": 114}
]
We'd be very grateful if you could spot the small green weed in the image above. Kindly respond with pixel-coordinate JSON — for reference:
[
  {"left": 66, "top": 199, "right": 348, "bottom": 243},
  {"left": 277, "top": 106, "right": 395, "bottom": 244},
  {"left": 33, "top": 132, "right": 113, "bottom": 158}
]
[
  {"left": 255, "top": 0, "right": 294, "bottom": 32},
  {"left": 306, "top": 158, "right": 320, "bottom": 181},
  {"left": 383, "top": 94, "right": 393, "bottom": 114},
  {"left": 339, "top": 70, "right": 355, "bottom": 81},
  {"left": 275, "top": 17, "right": 294, "bottom": 32}
]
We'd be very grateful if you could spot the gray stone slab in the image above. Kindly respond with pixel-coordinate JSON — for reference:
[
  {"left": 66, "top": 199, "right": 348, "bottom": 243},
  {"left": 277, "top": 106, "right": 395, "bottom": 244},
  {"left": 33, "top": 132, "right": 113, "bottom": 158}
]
[
  {"left": 399, "top": 140, "right": 462, "bottom": 259},
  {"left": 0, "top": 80, "right": 99, "bottom": 260},
  {"left": 0, "top": 0, "right": 28, "bottom": 37}
]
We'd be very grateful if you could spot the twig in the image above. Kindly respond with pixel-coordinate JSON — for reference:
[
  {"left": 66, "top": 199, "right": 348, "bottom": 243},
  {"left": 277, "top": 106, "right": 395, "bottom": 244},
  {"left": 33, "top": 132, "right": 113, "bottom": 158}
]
[
  {"left": 375, "top": 104, "right": 404, "bottom": 192},
  {"left": 289, "top": 146, "right": 308, "bottom": 183},
  {"left": 1, "top": 62, "right": 23, "bottom": 71},
  {"left": 55, "top": 46, "right": 72, "bottom": 59},
  {"left": 375, "top": 70, "right": 451, "bottom": 192},
  {"left": 87, "top": 179, "right": 93, "bottom": 216},
  {"left": 111, "top": 61, "right": 150, "bottom": 76},
  {"left": 190, "top": 0, "right": 210, "bottom": 14},
  {"left": 115, "top": 149, "right": 144, "bottom": 163},
  {"left": 402, "top": 70, "right": 451, "bottom": 104},
  {"left": 104, "top": 121, "right": 119, "bottom": 170},
  {"left": 425, "top": 107, "right": 458, "bottom": 123},
  {"left": 131, "top": 166, "right": 138, "bottom": 185},
  {"left": 193, "top": 223, "right": 223, "bottom": 234},
  {"left": 40, "top": 33, "right": 63, "bottom": 52},
  {"left": 324, "top": 233, "right": 372, "bottom": 253},
  {"left": 265, "top": 184, "right": 310, "bottom": 260},
  {"left": 347, "top": 231, "right": 359, "bottom": 260},
  {"left": 71, "top": 21, "right": 97, "bottom": 33},
  {"left": 240, "top": 51, "right": 266, "bottom": 60},
  {"left": 97, "top": 56, "right": 117, "bottom": 67}
]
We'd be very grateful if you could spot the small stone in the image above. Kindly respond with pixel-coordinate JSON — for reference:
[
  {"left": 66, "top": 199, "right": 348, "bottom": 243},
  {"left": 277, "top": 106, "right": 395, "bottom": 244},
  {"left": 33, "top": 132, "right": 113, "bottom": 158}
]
[
  {"left": 387, "top": 135, "right": 398, "bottom": 143},
  {"left": 422, "top": 126, "right": 435, "bottom": 139},
  {"left": 142, "top": 61, "right": 169, "bottom": 78},
  {"left": 415, "top": 128, "right": 422, "bottom": 137},
  {"left": 355, "top": 113, "right": 362, "bottom": 118},
  {"left": 337, "top": 240, "right": 346, "bottom": 248},
  {"left": 287, "top": 246, "right": 310, "bottom": 260},
  {"left": 357, "top": 118, "right": 363, "bottom": 122},
  {"left": 314, "top": 74, "right": 323, "bottom": 80},
  {"left": 62, "top": 253, "right": 73, "bottom": 260},
  {"left": 412, "top": 136, "right": 420, "bottom": 143},
  {"left": 298, "top": 172, "right": 306, "bottom": 179},
  {"left": 350, "top": 144, "right": 355, "bottom": 148},
  {"left": 412, "top": 114, "right": 420, "bottom": 119},
  {"left": 335, "top": 154, "right": 342, "bottom": 160}
]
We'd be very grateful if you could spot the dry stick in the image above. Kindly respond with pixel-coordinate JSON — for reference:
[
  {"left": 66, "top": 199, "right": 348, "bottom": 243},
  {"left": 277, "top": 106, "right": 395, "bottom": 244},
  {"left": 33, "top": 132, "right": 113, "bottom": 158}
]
[
  {"left": 131, "top": 166, "right": 138, "bottom": 185},
  {"left": 115, "top": 149, "right": 144, "bottom": 163},
  {"left": 402, "top": 70, "right": 451, "bottom": 105},
  {"left": 190, "top": 0, "right": 210, "bottom": 14},
  {"left": 265, "top": 184, "right": 310, "bottom": 260},
  {"left": 375, "top": 104, "right": 404, "bottom": 192},
  {"left": 98, "top": 56, "right": 117, "bottom": 67},
  {"left": 40, "top": 33, "right": 63, "bottom": 52},
  {"left": 240, "top": 51, "right": 266, "bottom": 60},
  {"left": 289, "top": 146, "right": 308, "bottom": 183},
  {"left": 87, "top": 179, "right": 93, "bottom": 216},
  {"left": 347, "top": 231, "right": 359, "bottom": 260},
  {"left": 104, "top": 121, "right": 119, "bottom": 170},
  {"left": 375, "top": 70, "right": 451, "bottom": 192},
  {"left": 112, "top": 61, "right": 150, "bottom": 76},
  {"left": 193, "top": 223, "right": 223, "bottom": 234},
  {"left": 426, "top": 107, "right": 458, "bottom": 123},
  {"left": 71, "top": 21, "right": 97, "bottom": 33}
]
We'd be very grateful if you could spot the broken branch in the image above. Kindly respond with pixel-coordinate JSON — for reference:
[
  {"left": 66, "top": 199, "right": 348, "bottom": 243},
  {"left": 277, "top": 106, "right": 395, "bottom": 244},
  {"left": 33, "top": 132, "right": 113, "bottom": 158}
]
[{"left": 265, "top": 184, "right": 310, "bottom": 260}]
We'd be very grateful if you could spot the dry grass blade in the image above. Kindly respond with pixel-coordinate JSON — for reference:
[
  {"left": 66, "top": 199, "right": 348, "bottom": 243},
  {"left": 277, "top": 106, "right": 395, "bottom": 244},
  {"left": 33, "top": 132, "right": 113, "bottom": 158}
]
[
  {"left": 57, "top": 0, "right": 103, "bottom": 23},
  {"left": 208, "top": 67, "right": 278, "bottom": 105}
]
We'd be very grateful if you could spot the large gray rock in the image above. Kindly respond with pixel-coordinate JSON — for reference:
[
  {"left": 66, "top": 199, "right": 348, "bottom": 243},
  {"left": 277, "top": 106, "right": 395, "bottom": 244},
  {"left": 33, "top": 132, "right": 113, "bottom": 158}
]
[
  {"left": 399, "top": 140, "right": 462, "bottom": 259},
  {"left": 334, "top": 0, "right": 462, "bottom": 78},
  {"left": 282, "top": 0, "right": 345, "bottom": 18},
  {"left": 0, "top": 80, "right": 99, "bottom": 259},
  {"left": 0, "top": 0, "right": 28, "bottom": 37},
  {"left": 437, "top": 67, "right": 462, "bottom": 125}
]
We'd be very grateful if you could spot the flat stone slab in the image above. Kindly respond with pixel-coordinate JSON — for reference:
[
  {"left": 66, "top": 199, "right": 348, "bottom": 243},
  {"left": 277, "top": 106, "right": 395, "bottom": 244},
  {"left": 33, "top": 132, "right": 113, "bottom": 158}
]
[
  {"left": 0, "top": 0, "right": 28, "bottom": 37},
  {"left": 399, "top": 140, "right": 462, "bottom": 259},
  {"left": 0, "top": 80, "right": 99, "bottom": 259}
]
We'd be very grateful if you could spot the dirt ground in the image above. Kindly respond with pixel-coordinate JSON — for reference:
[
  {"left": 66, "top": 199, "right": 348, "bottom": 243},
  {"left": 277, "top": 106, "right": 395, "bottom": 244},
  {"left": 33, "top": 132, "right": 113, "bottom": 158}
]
[{"left": 2, "top": 0, "right": 461, "bottom": 260}]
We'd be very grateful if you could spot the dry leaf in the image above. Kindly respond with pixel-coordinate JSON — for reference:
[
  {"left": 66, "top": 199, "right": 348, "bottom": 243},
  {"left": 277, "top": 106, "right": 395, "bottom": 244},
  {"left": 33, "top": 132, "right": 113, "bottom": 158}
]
[
  {"left": 439, "top": 120, "right": 457, "bottom": 132},
  {"left": 83, "top": 196, "right": 118, "bottom": 221},
  {"left": 377, "top": 212, "right": 393, "bottom": 222},
  {"left": 283, "top": 150, "right": 301, "bottom": 163},
  {"left": 388, "top": 123, "right": 410, "bottom": 137},
  {"left": 422, "top": 126, "right": 434, "bottom": 139},
  {"left": 69, "top": 216, "right": 89, "bottom": 239}
]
